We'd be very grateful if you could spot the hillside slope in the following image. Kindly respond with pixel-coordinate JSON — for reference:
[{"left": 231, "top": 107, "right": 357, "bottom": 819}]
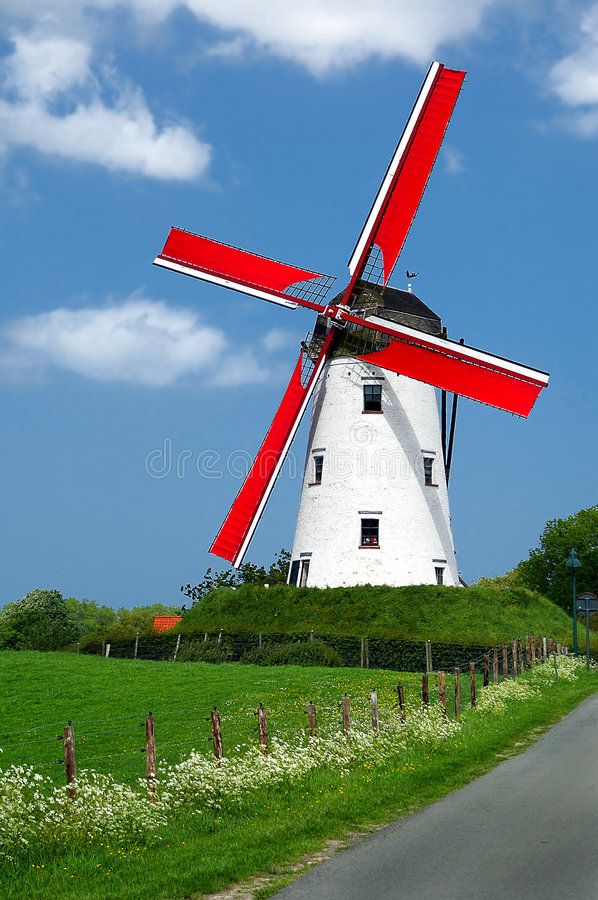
[{"left": 177, "top": 584, "right": 571, "bottom": 645}]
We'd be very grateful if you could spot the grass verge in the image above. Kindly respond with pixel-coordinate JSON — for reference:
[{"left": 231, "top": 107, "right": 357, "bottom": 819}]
[
  {"left": 1, "top": 658, "right": 596, "bottom": 899},
  {"left": 178, "top": 582, "right": 571, "bottom": 644}
]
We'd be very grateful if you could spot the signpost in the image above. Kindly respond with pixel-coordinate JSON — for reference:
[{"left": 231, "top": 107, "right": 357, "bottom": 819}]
[
  {"left": 576, "top": 592, "right": 598, "bottom": 671},
  {"left": 566, "top": 550, "right": 582, "bottom": 656}
]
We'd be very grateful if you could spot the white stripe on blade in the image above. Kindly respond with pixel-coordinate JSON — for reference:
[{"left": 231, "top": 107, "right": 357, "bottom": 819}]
[
  {"left": 153, "top": 257, "right": 299, "bottom": 310},
  {"left": 365, "top": 315, "right": 549, "bottom": 384},
  {"left": 347, "top": 62, "right": 441, "bottom": 277},
  {"left": 233, "top": 352, "right": 329, "bottom": 567}
]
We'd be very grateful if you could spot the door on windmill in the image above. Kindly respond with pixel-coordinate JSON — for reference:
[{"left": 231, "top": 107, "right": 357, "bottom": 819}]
[
  {"left": 435, "top": 566, "right": 445, "bottom": 585},
  {"left": 360, "top": 519, "right": 380, "bottom": 548},
  {"left": 288, "top": 558, "right": 311, "bottom": 586},
  {"left": 423, "top": 457, "right": 434, "bottom": 486},
  {"left": 312, "top": 455, "right": 324, "bottom": 485}
]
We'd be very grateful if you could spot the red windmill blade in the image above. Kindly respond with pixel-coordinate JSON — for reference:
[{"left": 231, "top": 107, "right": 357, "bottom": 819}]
[{"left": 153, "top": 61, "right": 549, "bottom": 568}]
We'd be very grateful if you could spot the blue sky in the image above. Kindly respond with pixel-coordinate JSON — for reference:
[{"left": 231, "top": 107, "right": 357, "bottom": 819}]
[{"left": 1, "top": 1, "right": 597, "bottom": 609}]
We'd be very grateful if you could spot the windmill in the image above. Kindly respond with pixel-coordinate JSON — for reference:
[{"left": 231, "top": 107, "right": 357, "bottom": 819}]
[{"left": 154, "top": 62, "right": 549, "bottom": 588}]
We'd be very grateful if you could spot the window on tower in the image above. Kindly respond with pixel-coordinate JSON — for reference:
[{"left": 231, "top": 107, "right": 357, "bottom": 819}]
[
  {"left": 363, "top": 384, "right": 382, "bottom": 412},
  {"left": 435, "top": 566, "right": 445, "bottom": 585},
  {"left": 313, "top": 455, "right": 323, "bottom": 485},
  {"left": 424, "top": 457, "right": 434, "bottom": 486},
  {"left": 360, "top": 518, "right": 379, "bottom": 547}
]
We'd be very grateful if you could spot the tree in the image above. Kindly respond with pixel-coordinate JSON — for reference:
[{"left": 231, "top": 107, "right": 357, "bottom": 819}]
[
  {"left": 64, "top": 597, "right": 117, "bottom": 640},
  {"left": 0, "top": 589, "right": 79, "bottom": 650},
  {"left": 181, "top": 548, "right": 291, "bottom": 603},
  {"left": 513, "top": 506, "right": 598, "bottom": 611},
  {"left": 107, "top": 604, "right": 180, "bottom": 640}
]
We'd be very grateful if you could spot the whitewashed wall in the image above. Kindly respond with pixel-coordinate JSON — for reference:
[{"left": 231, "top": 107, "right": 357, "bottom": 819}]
[{"left": 289, "top": 356, "right": 459, "bottom": 587}]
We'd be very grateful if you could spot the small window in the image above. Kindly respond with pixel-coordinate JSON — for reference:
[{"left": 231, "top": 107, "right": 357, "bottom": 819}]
[
  {"left": 299, "top": 559, "right": 310, "bottom": 587},
  {"left": 424, "top": 457, "right": 434, "bottom": 486},
  {"left": 361, "top": 518, "right": 379, "bottom": 547},
  {"left": 363, "top": 384, "right": 382, "bottom": 412},
  {"left": 313, "top": 455, "right": 323, "bottom": 485},
  {"left": 435, "top": 566, "right": 444, "bottom": 585}
]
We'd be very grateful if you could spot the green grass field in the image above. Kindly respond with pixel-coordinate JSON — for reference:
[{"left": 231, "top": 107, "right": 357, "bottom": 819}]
[
  {"left": 179, "top": 582, "right": 572, "bottom": 644},
  {"left": 0, "top": 651, "right": 445, "bottom": 785},
  {"left": 1, "top": 651, "right": 596, "bottom": 900}
]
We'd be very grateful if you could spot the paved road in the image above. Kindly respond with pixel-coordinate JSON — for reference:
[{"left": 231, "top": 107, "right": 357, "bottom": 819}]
[{"left": 275, "top": 693, "right": 598, "bottom": 900}]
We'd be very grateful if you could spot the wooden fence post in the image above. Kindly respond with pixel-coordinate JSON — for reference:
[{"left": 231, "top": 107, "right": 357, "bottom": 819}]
[
  {"left": 397, "top": 682, "right": 406, "bottom": 722},
  {"left": 512, "top": 640, "right": 518, "bottom": 676},
  {"left": 526, "top": 636, "right": 531, "bottom": 668},
  {"left": 542, "top": 637, "right": 547, "bottom": 660},
  {"left": 63, "top": 721, "right": 76, "bottom": 800},
  {"left": 502, "top": 644, "right": 508, "bottom": 679},
  {"left": 342, "top": 695, "right": 351, "bottom": 735},
  {"left": 425, "top": 640, "right": 433, "bottom": 673},
  {"left": 134, "top": 632, "right": 139, "bottom": 660},
  {"left": 438, "top": 671, "right": 447, "bottom": 718},
  {"left": 257, "top": 704, "right": 269, "bottom": 755},
  {"left": 218, "top": 630, "right": 223, "bottom": 645},
  {"left": 145, "top": 713, "right": 157, "bottom": 798},
  {"left": 518, "top": 640, "right": 525, "bottom": 674},
  {"left": 173, "top": 634, "right": 181, "bottom": 661},
  {"left": 210, "top": 708, "right": 223, "bottom": 760},
  {"left": 531, "top": 636, "right": 537, "bottom": 664},
  {"left": 422, "top": 673, "right": 429, "bottom": 708},
  {"left": 307, "top": 702, "right": 317, "bottom": 737},
  {"left": 469, "top": 662, "right": 476, "bottom": 708},
  {"left": 370, "top": 690, "right": 379, "bottom": 733},
  {"left": 258, "top": 632, "right": 263, "bottom": 649},
  {"left": 454, "top": 668, "right": 461, "bottom": 717},
  {"left": 483, "top": 654, "right": 490, "bottom": 687},
  {"left": 360, "top": 638, "right": 370, "bottom": 668},
  {"left": 492, "top": 647, "right": 499, "bottom": 684}
]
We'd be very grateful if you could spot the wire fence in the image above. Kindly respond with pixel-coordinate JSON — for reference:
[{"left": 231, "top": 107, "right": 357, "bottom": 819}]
[
  {"left": 1, "top": 635, "right": 565, "bottom": 790},
  {"left": 77, "top": 630, "right": 549, "bottom": 672}
]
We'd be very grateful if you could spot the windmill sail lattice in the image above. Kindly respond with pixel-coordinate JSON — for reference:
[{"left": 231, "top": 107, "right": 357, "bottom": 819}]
[{"left": 153, "top": 61, "right": 549, "bottom": 571}]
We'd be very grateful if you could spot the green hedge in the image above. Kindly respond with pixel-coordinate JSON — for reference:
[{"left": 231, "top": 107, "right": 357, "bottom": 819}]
[{"left": 240, "top": 640, "right": 343, "bottom": 668}]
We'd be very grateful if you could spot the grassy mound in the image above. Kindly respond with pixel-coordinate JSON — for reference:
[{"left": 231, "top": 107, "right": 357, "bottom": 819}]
[{"left": 177, "top": 583, "right": 571, "bottom": 645}]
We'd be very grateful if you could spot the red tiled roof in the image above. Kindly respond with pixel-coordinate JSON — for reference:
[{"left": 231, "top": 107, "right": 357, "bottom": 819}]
[{"left": 153, "top": 615, "right": 182, "bottom": 632}]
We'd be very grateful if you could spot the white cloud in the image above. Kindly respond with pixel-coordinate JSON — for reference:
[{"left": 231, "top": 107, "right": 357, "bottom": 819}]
[
  {"left": 4, "top": 33, "right": 91, "bottom": 100},
  {"left": 2, "top": 298, "right": 273, "bottom": 387},
  {"left": 204, "top": 36, "right": 249, "bottom": 61},
  {"left": 549, "top": 4, "right": 598, "bottom": 136},
  {"left": 442, "top": 146, "right": 466, "bottom": 175},
  {"left": 2, "top": 0, "right": 506, "bottom": 74},
  {"left": 187, "top": 0, "right": 502, "bottom": 73},
  {"left": 0, "top": 33, "right": 211, "bottom": 180},
  {"left": 261, "top": 328, "right": 294, "bottom": 352}
]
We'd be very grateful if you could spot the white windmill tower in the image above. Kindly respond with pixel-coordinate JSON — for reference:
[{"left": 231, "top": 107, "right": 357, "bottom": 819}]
[
  {"left": 154, "top": 62, "right": 549, "bottom": 588},
  {"left": 288, "top": 279, "right": 459, "bottom": 589}
]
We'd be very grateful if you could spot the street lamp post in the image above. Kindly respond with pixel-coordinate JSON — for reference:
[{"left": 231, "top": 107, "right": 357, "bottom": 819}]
[{"left": 566, "top": 549, "right": 582, "bottom": 656}]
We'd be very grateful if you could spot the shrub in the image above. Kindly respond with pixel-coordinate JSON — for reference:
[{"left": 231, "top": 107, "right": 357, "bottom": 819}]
[
  {"left": 176, "top": 638, "right": 233, "bottom": 664},
  {"left": 0, "top": 589, "right": 79, "bottom": 651},
  {"left": 241, "top": 639, "right": 343, "bottom": 668}
]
